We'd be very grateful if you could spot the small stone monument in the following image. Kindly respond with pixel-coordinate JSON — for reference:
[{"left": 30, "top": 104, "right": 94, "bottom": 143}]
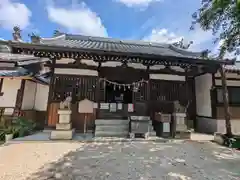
[
  {"left": 173, "top": 100, "right": 187, "bottom": 133},
  {"left": 50, "top": 96, "right": 74, "bottom": 140}
]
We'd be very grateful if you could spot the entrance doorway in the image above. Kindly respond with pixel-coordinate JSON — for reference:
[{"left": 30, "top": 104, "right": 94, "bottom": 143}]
[{"left": 105, "top": 81, "right": 133, "bottom": 104}]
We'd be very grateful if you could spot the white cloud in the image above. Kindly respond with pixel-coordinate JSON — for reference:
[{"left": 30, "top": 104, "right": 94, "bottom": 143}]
[
  {"left": 47, "top": 2, "right": 107, "bottom": 37},
  {"left": 0, "top": 0, "right": 31, "bottom": 30},
  {"left": 144, "top": 28, "right": 213, "bottom": 51},
  {"left": 144, "top": 28, "right": 183, "bottom": 44},
  {"left": 115, "top": 0, "right": 161, "bottom": 7}
]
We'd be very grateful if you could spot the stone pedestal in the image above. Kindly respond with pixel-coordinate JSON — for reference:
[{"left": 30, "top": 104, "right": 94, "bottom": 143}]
[
  {"left": 50, "top": 109, "right": 74, "bottom": 140},
  {"left": 173, "top": 113, "right": 187, "bottom": 132}
]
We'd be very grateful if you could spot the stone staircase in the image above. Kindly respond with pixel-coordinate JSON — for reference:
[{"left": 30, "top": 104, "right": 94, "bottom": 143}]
[{"left": 95, "top": 119, "right": 129, "bottom": 137}]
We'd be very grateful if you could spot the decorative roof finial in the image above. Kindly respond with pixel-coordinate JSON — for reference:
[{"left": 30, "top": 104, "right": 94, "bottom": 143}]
[
  {"left": 12, "top": 26, "right": 22, "bottom": 42},
  {"left": 53, "top": 30, "right": 63, "bottom": 37},
  {"left": 28, "top": 33, "right": 41, "bottom": 43},
  {"left": 201, "top": 49, "right": 211, "bottom": 58},
  {"left": 172, "top": 38, "right": 193, "bottom": 49}
]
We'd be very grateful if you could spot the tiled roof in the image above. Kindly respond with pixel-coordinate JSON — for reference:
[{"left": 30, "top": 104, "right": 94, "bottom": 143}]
[
  {"left": 39, "top": 34, "right": 203, "bottom": 59},
  {"left": 0, "top": 68, "right": 50, "bottom": 84},
  {"left": 0, "top": 52, "right": 49, "bottom": 66},
  {"left": 0, "top": 52, "right": 39, "bottom": 62}
]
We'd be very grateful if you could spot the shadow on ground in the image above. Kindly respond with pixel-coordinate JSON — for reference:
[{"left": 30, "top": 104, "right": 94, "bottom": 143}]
[{"left": 26, "top": 141, "right": 240, "bottom": 180}]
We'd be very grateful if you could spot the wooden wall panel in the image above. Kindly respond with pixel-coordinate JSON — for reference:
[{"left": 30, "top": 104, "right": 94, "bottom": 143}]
[
  {"left": 47, "top": 102, "right": 96, "bottom": 131},
  {"left": 217, "top": 106, "right": 240, "bottom": 120},
  {"left": 47, "top": 103, "right": 59, "bottom": 127}
]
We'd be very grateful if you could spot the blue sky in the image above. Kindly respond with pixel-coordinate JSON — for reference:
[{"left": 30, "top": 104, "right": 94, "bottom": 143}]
[{"left": 0, "top": 0, "right": 220, "bottom": 53}]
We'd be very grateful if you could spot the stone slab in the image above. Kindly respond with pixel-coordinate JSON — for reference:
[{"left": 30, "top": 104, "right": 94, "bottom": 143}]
[
  {"left": 56, "top": 123, "right": 72, "bottom": 130},
  {"left": 50, "top": 130, "right": 74, "bottom": 140},
  {"left": 58, "top": 109, "right": 72, "bottom": 115}
]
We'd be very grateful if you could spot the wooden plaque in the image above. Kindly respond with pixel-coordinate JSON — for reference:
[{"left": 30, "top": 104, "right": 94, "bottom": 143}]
[{"left": 78, "top": 99, "right": 94, "bottom": 113}]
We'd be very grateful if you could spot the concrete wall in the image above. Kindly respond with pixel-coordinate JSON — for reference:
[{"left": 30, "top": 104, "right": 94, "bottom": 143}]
[
  {"left": 214, "top": 72, "right": 240, "bottom": 134},
  {"left": 22, "top": 80, "right": 37, "bottom": 110},
  {"left": 0, "top": 79, "right": 21, "bottom": 107},
  {"left": 196, "top": 116, "right": 217, "bottom": 134},
  {"left": 34, "top": 83, "right": 49, "bottom": 111},
  {"left": 195, "top": 74, "right": 212, "bottom": 117},
  {"left": 217, "top": 120, "right": 240, "bottom": 135}
]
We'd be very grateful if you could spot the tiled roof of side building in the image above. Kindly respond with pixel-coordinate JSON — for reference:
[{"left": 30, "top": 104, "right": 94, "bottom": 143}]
[
  {"left": 0, "top": 68, "right": 31, "bottom": 77},
  {"left": 225, "top": 62, "right": 240, "bottom": 72},
  {"left": 40, "top": 34, "right": 204, "bottom": 60}
]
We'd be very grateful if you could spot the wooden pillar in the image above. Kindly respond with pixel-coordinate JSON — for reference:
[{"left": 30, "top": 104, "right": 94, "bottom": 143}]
[
  {"left": 0, "top": 78, "right": 3, "bottom": 96},
  {"left": 146, "top": 65, "right": 151, "bottom": 116},
  {"left": 46, "top": 57, "right": 56, "bottom": 127},
  {"left": 96, "top": 62, "right": 102, "bottom": 119},
  {"left": 219, "top": 65, "right": 232, "bottom": 137},
  {"left": 13, "top": 79, "right": 25, "bottom": 117}
]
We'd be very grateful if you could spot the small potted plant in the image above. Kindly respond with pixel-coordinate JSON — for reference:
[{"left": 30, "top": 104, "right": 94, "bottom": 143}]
[{"left": 4, "top": 127, "right": 14, "bottom": 142}]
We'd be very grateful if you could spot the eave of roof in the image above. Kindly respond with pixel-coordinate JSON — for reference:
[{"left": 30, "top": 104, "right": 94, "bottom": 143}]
[{"left": 0, "top": 39, "right": 234, "bottom": 66}]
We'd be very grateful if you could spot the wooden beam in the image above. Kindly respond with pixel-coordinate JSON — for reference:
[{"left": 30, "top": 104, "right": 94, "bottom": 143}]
[{"left": 46, "top": 62, "right": 201, "bottom": 76}]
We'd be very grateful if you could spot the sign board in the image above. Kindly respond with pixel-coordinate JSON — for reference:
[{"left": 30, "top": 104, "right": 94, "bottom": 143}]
[
  {"left": 163, "top": 122, "right": 170, "bottom": 133},
  {"left": 78, "top": 99, "right": 94, "bottom": 113}
]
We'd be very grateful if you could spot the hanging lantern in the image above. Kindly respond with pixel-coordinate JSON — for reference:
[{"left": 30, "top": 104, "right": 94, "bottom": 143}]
[
  {"left": 114, "top": 84, "right": 116, "bottom": 90},
  {"left": 124, "top": 86, "right": 126, "bottom": 91},
  {"left": 128, "top": 85, "right": 131, "bottom": 89}
]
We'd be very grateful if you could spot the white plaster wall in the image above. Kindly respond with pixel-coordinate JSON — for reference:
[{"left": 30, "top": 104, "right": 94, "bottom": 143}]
[
  {"left": 149, "top": 74, "right": 185, "bottom": 81},
  {"left": 55, "top": 68, "right": 98, "bottom": 76},
  {"left": 22, "top": 80, "right": 37, "bottom": 110},
  {"left": 215, "top": 79, "right": 240, "bottom": 86},
  {"left": 0, "top": 79, "right": 21, "bottom": 107},
  {"left": 195, "top": 74, "right": 212, "bottom": 117},
  {"left": 217, "top": 120, "right": 240, "bottom": 135},
  {"left": 34, "top": 84, "right": 49, "bottom": 111}
]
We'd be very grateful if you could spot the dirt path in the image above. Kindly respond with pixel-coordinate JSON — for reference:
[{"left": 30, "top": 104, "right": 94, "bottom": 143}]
[{"left": 0, "top": 141, "right": 239, "bottom": 180}]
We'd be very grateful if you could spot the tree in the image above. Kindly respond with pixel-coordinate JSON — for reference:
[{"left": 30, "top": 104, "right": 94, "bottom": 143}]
[
  {"left": 191, "top": 0, "right": 240, "bottom": 57},
  {"left": 192, "top": 0, "right": 240, "bottom": 137}
]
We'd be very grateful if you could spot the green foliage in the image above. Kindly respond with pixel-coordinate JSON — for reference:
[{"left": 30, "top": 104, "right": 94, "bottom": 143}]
[
  {"left": 12, "top": 117, "right": 36, "bottom": 138},
  {"left": 192, "top": 0, "right": 240, "bottom": 58},
  {"left": 0, "top": 117, "right": 36, "bottom": 141},
  {"left": 0, "top": 130, "right": 4, "bottom": 141}
]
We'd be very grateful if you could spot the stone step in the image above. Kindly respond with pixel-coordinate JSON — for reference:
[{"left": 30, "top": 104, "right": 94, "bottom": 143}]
[
  {"left": 50, "top": 129, "right": 74, "bottom": 140},
  {"left": 95, "top": 119, "right": 129, "bottom": 125},
  {"left": 176, "top": 124, "right": 188, "bottom": 132},
  {"left": 56, "top": 123, "right": 72, "bottom": 130},
  {"left": 95, "top": 131, "right": 129, "bottom": 137},
  {"left": 95, "top": 125, "right": 129, "bottom": 132}
]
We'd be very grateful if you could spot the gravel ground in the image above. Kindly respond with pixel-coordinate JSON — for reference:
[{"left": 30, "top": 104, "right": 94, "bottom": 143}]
[{"left": 0, "top": 141, "right": 240, "bottom": 180}]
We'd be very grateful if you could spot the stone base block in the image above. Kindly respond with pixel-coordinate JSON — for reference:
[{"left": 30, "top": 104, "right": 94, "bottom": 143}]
[
  {"left": 214, "top": 133, "right": 224, "bottom": 145},
  {"left": 56, "top": 123, "right": 72, "bottom": 130},
  {"left": 50, "top": 129, "right": 74, "bottom": 140},
  {"left": 176, "top": 124, "right": 187, "bottom": 132}
]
